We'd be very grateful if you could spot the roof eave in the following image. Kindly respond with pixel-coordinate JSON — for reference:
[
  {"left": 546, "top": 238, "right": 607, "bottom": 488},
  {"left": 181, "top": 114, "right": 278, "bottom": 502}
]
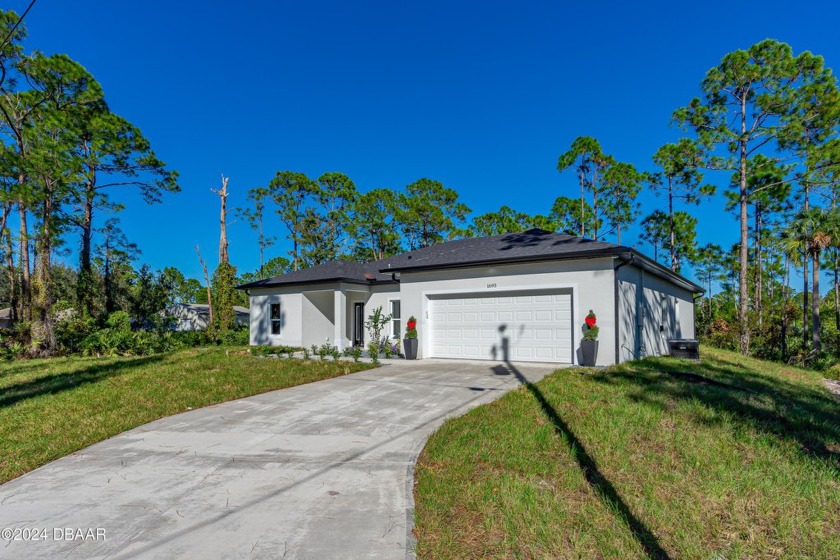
[
  {"left": 236, "top": 276, "right": 397, "bottom": 291},
  {"left": 619, "top": 250, "right": 705, "bottom": 294}
]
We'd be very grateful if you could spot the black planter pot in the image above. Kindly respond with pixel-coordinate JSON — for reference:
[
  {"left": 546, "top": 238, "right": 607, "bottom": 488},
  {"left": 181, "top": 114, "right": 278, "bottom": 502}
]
[
  {"left": 581, "top": 340, "right": 599, "bottom": 367},
  {"left": 403, "top": 338, "right": 418, "bottom": 360}
]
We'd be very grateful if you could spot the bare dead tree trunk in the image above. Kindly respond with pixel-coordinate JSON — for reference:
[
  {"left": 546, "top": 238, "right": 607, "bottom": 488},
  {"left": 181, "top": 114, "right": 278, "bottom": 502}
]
[
  {"left": 196, "top": 245, "right": 213, "bottom": 327},
  {"left": 212, "top": 175, "right": 230, "bottom": 265}
]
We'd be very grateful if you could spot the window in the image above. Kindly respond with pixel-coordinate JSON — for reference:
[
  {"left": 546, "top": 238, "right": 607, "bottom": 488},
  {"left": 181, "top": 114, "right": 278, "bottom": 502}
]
[
  {"left": 270, "top": 303, "right": 281, "bottom": 335},
  {"left": 390, "top": 300, "right": 401, "bottom": 339}
]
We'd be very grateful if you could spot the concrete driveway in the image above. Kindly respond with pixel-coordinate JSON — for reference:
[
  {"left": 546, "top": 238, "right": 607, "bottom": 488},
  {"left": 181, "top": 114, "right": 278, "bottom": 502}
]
[{"left": 0, "top": 359, "right": 557, "bottom": 560}]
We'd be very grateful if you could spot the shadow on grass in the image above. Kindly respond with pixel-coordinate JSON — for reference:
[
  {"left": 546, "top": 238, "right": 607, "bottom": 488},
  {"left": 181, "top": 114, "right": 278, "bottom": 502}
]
[
  {"left": 497, "top": 361, "right": 671, "bottom": 560},
  {"left": 591, "top": 355, "right": 840, "bottom": 466},
  {"left": 0, "top": 355, "right": 164, "bottom": 409}
]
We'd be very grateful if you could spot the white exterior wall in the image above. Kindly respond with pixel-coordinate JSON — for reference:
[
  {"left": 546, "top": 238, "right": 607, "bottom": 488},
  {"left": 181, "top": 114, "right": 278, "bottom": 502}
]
[
  {"left": 617, "top": 264, "right": 696, "bottom": 361},
  {"left": 398, "top": 258, "right": 617, "bottom": 366},
  {"left": 302, "top": 290, "right": 335, "bottom": 348},
  {"left": 249, "top": 287, "right": 304, "bottom": 346}
]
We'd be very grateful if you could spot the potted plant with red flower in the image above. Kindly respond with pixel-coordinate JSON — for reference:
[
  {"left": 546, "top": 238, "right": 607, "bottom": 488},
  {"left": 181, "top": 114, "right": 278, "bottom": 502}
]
[
  {"left": 581, "top": 310, "right": 599, "bottom": 366},
  {"left": 403, "top": 316, "right": 418, "bottom": 360}
]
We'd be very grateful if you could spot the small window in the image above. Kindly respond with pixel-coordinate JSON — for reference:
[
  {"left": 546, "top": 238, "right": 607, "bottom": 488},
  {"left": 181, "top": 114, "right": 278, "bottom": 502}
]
[
  {"left": 270, "top": 303, "right": 281, "bottom": 335},
  {"left": 391, "top": 300, "right": 401, "bottom": 339}
]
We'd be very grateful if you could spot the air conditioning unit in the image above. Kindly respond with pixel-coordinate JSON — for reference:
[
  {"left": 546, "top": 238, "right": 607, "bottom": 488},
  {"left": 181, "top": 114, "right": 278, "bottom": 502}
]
[{"left": 667, "top": 339, "right": 699, "bottom": 360}]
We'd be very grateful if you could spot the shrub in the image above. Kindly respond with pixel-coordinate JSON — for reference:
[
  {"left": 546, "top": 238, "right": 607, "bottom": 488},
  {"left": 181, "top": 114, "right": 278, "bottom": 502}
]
[
  {"left": 215, "top": 328, "right": 249, "bottom": 346},
  {"left": 317, "top": 343, "right": 333, "bottom": 361},
  {"left": 56, "top": 315, "right": 98, "bottom": 354},
  {"left": 344, "top": 346, "right": 363, "bottom": 363},
  {"left": 365, "top": 306, "right": 391, "bottom": 355},
  {"left": 330, "top": 346, "right": 341, "bottom": 361},
  {"left": 367, "top": 341, "right": 380, "bottom": 365}
]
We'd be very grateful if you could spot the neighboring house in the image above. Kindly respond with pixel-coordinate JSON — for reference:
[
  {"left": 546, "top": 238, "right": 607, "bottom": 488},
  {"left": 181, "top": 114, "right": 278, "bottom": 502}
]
[
  {"left": 0, "top": 308, "right": 13, "bottom": 330},
  {"left": 0, "top": 307, "right": 76, "bottom": 329},
  {"left": 237, "top": 229, "right": 702, "bottom": 365},
  {"left": 164, "top": 303, "right": 250, "bottom": 331}
]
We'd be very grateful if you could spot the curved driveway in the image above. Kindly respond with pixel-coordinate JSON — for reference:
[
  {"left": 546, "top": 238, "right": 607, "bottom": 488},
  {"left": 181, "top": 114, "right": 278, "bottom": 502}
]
[{"left": 0, "top": 359, "right": 555, "bottom": 560}]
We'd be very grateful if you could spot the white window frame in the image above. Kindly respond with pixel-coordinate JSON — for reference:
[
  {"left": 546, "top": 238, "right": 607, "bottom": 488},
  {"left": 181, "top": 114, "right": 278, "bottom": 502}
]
[
  {"left": 389, "top": 299, "right": 401, "bottom": 339},
  {"left": 269, "top": 302, "right": 282, "bottom": 336}
]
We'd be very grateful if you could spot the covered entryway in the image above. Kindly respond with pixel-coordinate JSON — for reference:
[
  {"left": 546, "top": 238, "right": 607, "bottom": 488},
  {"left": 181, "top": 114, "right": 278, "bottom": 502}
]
[{"left": 428, "top": 289, "right": 574, "bottom": 363}]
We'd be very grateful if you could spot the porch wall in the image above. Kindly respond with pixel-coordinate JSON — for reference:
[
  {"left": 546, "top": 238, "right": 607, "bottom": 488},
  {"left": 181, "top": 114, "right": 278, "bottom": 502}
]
[{"left": 302, "top": 291, "right": 336, "bottom": 348}]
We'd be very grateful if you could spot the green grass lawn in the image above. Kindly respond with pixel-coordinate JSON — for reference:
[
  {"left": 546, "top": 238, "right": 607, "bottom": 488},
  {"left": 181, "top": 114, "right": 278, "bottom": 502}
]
[
  {"left": 414, "top": 347, "right": 840, "bottom": 559},
  {"left": 0, "top": 348, "right": 372, "bottom": 484}
]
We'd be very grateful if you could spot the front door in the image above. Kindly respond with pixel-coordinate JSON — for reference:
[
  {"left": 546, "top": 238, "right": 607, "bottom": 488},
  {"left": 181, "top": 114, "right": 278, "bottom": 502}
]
[{"left": 353, "top": 302, "right": 365, "bottom": 347}]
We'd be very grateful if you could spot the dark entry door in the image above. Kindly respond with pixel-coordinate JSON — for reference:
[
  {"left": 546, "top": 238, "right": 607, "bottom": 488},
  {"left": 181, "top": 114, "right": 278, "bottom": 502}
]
[{"left": 353, "top": 302, "right": 365, "bottom": 347}]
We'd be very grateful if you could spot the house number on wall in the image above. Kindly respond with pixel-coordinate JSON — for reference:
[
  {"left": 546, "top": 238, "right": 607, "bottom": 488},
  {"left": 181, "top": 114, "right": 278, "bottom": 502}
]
[{"left": 486, "top": 283, "right": 497, "bottom": 289}]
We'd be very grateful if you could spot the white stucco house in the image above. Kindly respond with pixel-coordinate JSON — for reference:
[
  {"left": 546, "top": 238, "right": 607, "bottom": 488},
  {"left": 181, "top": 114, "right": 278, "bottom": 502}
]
[{"left": 237, "top": 229, "right": 702, "bottom": 365}]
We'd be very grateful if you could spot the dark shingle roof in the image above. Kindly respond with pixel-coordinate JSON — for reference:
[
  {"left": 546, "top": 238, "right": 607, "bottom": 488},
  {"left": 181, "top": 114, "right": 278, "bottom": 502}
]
[
  {"left": 236, "top": 260, "right": 396, "bottom": 289},
  {"left": 376, "top": 229, "right": 630, "bottom": 272},
  {"left": 237, "top": 229, "right": 702, "bottom": 293}
]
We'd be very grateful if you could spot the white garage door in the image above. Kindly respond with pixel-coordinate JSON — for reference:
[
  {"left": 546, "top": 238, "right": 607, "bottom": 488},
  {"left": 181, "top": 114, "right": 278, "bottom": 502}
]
[{"left": 429, "top": 290, "right": 573, "bottom": 363}]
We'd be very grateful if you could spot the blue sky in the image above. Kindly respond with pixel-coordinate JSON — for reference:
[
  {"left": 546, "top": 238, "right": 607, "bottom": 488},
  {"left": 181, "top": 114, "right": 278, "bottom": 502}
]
[{"left": 11, "top": 0, "right": 840, "bottom": 283}]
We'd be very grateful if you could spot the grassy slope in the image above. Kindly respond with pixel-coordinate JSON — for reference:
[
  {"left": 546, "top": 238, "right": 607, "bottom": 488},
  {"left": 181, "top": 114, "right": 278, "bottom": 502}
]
[
  {"left": 414, "top": 347, "right": 840, "bottom": 559},
  {"left": 0, "top": 348, "right": 371, "bottom": 484}
]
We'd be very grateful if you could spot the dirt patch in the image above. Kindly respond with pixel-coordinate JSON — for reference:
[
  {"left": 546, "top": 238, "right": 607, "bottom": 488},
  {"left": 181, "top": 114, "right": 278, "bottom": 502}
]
[{"left": 824, "top": 379, "right": 840, "bottom": 401}]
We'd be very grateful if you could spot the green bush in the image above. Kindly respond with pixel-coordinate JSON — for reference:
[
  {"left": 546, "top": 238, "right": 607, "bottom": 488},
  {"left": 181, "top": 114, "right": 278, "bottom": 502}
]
[
  {"left": 215, "top": 328, "right": 249, "bottom": 346},
  {"left": 344, "top": 346, "right": 363, "bottom": 363},
  {"left": 56, "top": 315, "right": 98, "bottom": 354}
]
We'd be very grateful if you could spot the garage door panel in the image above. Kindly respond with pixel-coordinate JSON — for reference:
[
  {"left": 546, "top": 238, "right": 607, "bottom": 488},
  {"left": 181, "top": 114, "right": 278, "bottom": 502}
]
[
  {"left": 535, "top": 310, "right": 553, "bottom": 322},
  {"left": 430, "top": 290, "right": 573, "bottom": 363}
]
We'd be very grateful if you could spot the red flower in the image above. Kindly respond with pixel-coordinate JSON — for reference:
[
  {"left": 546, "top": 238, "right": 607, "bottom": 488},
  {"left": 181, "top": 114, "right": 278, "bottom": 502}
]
[
  {"left": 585, "top": 311, "right": 596, "bottom": 328},
  {"left": 407, "top": 320, "right": 417, "bottom": 330}
]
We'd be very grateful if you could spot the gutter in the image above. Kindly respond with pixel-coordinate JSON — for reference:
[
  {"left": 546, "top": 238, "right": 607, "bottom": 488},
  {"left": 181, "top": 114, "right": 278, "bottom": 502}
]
[{"left": 613, "top": 253, "right": 635, "bottom": 365}]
